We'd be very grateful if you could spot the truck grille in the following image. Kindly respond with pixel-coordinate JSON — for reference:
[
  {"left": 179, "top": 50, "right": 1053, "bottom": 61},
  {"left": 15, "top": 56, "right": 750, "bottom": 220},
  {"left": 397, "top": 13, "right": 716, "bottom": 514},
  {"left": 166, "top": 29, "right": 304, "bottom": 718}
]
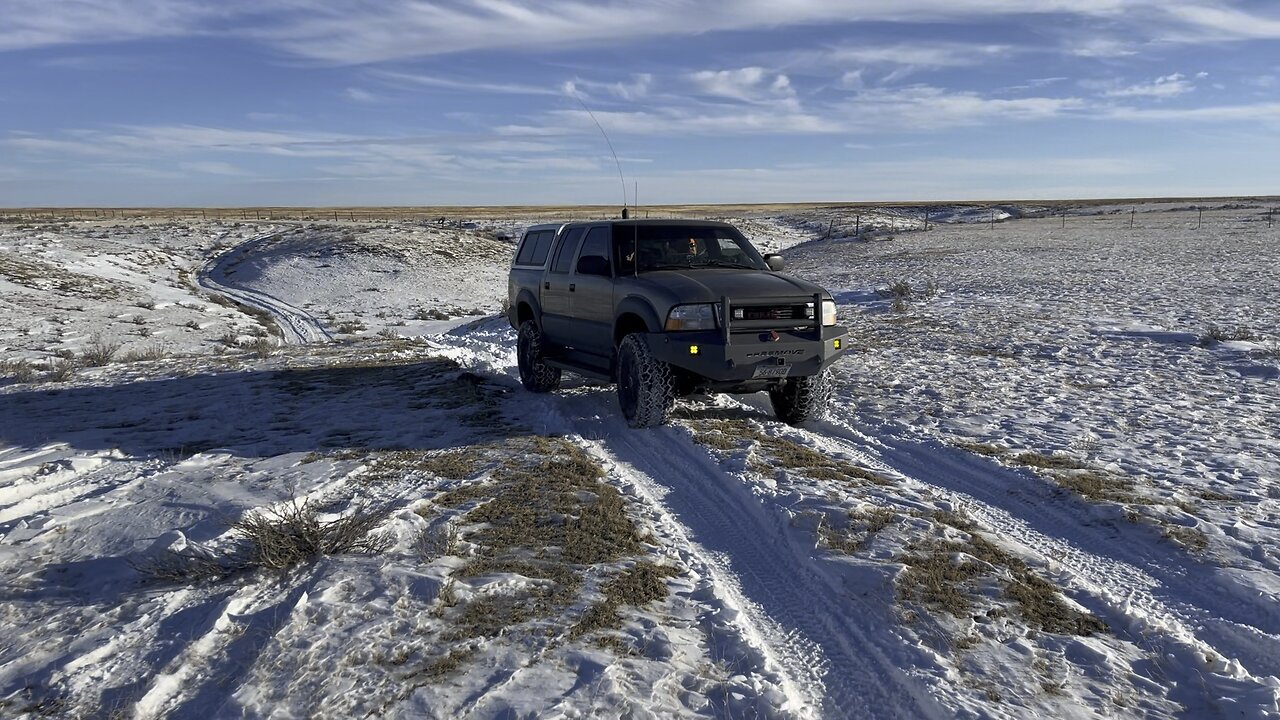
[{"left": 735, "top": 304, "right": 809, "bottom": 322}]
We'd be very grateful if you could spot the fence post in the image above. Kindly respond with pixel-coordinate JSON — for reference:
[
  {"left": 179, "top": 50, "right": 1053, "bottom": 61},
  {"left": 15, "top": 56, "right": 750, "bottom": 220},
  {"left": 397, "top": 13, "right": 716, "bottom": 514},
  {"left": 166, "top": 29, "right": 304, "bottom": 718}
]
[
  {"left": 1196, "top": 208, "right": 1202, "bottom": 229},
  {"left": 826, "top": 218, "right": 834, "bottom": 239},
  {"left": 1061, "top": 211, "right": 1065, "bottom": 229},
  {"left": 1270, "top": 208, "right": 1274, "bottom": 228},
  {"left": 1130, "top": 208, "right": 1135, "bottom": 228},
  {"left": 924, "top": 208, "right": 930, "bottom": 231},
  {"left": 855, "top": 215, "right": 860, "bottom": 235}
]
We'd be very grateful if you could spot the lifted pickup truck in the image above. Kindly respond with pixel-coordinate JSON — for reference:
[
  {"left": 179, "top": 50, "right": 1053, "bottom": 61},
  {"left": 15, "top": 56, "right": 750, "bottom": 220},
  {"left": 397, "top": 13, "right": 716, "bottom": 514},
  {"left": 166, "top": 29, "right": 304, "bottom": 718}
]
[{"left": 507, "top": 219, "right": 849, "bottom": 427}]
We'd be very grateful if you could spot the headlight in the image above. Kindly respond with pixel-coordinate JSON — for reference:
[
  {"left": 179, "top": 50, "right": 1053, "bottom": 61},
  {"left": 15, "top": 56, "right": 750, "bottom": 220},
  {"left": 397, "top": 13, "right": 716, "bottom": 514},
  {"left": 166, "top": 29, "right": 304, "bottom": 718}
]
[
  {"left": 821, "top": 299, "right": 837, "bottom": 326},
  {"left": 665, "top": 304, "right": 717, "bottom": 331}
]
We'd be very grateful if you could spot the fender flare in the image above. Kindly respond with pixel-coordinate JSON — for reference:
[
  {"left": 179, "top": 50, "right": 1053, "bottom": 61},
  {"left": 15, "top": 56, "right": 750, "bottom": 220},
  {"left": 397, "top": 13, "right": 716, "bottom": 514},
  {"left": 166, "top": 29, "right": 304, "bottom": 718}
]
[
  {"left": 513, "top": 289, "right": 543, "bottom": 329},
  {"left": 614, "top": 296, "right": 663, "bottom": 340}
]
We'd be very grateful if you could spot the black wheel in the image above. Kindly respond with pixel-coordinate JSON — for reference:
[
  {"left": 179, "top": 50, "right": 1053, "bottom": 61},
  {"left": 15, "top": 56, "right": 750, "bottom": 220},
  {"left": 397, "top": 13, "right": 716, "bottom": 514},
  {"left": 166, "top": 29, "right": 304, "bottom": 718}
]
[
  {"left": 616, "top": 334, "right": 675, "bottom": 428},
  {"left": 768, "top": 370, "right": 832, "bottom": 426},
  {"left": 517, "top": 320, "right": 561, "bottom": 392}
]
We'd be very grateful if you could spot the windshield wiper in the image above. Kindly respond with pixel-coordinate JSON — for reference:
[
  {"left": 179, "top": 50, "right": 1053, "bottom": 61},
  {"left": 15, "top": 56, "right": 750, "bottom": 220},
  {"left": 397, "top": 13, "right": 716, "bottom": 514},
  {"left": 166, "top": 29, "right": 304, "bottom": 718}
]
[{"left": 689, "top": 258, "right": 758, "bottom": 269}]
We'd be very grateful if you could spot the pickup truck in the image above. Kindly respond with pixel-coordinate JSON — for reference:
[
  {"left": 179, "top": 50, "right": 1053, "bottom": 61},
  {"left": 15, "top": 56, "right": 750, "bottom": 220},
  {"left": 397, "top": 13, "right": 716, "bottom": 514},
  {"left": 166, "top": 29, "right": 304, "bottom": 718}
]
[{"left": 506, "top": 219, "right": 849, "bottom": 427}]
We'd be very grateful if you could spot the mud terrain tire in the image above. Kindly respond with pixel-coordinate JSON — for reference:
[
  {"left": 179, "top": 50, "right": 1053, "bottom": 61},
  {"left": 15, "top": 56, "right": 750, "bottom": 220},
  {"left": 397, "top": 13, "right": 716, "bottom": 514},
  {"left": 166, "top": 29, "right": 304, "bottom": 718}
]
[
  {"left": 769, "top": 371, "right": 832, "bottom": 425},
  {"left": 517, "top": 320, "right": 561, "bottom": 392},
  {"left": 617, "top": 334, "right": 675, "bottom": 428}
]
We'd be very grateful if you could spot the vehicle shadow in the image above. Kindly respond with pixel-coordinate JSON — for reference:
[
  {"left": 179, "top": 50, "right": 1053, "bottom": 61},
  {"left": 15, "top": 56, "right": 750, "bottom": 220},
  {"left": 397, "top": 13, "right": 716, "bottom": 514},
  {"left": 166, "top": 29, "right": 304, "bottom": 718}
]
[{"left": 0, "top": 357, "right": 517, "bottom": 459}]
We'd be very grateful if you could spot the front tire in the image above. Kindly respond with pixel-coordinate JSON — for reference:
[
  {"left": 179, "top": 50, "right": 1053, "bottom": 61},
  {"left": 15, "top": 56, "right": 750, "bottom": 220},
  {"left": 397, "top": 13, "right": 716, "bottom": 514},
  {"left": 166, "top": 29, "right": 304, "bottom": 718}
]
[
  {"left": 616, "top": 334, "right": 675, "bottom": 428},
  {"left": 769, "top": 370, "right": 832, "bottom": 426},
  {"left": 517, "top": 320, "right": 561, "bottom": 392}
]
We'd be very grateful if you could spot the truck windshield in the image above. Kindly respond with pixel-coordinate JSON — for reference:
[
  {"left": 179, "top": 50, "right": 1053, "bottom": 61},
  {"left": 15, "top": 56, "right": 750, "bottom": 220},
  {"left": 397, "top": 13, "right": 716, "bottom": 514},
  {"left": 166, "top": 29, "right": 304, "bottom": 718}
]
[{"left": 614, "top": 225, "right": 768, "bottom": 274}]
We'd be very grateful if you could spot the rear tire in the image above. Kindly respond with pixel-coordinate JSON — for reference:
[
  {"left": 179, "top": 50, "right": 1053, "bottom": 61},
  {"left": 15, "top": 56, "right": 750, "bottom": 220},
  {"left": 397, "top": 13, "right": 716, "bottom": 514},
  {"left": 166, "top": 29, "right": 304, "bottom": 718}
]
[
  {"left": 617, "top": 334, "right": 675, "bottom": 428},
  {"left": 517, "top": 320, "right": 561, "bottom": 392},
  {"left": 769, "top": 370, "right": 832, "bottom": 426}
]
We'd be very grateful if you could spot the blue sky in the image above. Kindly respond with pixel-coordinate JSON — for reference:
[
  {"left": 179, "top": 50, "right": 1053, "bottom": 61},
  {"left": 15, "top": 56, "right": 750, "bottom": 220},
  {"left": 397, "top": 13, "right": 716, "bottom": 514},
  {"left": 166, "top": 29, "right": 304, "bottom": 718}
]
[{"left": 2, "top": 1, "right": 1278, "bottom": 206}]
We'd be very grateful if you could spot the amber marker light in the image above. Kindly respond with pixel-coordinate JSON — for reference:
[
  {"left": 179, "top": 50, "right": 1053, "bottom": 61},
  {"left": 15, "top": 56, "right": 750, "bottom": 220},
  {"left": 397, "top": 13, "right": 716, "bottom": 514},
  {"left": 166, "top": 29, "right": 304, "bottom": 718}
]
[
  {"left": 689, "top": 345, "right": 700, "bottom": 355},
  {"left": 833, "top": 339, "right": 842, "bottom": 350}
]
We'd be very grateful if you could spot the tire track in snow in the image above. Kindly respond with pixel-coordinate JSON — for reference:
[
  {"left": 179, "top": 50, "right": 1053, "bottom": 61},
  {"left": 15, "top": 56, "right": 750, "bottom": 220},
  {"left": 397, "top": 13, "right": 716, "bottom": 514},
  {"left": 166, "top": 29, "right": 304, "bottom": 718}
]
[
  {"left": 798, "top": 408, "right": 1280, "bottom": 708},
  {"left": 553, "top": 393, "right": 952, "bottom": 720},
  {"left": 197, "top": 230, "right": 332, "bottom": 345}
]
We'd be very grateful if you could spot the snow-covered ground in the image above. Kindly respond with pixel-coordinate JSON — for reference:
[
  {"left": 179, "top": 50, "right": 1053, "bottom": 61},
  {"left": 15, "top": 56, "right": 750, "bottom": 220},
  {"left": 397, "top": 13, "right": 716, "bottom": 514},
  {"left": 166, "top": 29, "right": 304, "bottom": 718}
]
[{"left": 1, "top": 205, "right": 1277, "bottom": 718}]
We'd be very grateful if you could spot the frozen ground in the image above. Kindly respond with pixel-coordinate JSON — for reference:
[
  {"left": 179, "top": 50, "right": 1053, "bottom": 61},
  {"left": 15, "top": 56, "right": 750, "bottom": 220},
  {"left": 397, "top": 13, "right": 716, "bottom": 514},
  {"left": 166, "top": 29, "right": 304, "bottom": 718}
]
[{"left": 1, "top": 205, "right": 1277, "bottom": 718}]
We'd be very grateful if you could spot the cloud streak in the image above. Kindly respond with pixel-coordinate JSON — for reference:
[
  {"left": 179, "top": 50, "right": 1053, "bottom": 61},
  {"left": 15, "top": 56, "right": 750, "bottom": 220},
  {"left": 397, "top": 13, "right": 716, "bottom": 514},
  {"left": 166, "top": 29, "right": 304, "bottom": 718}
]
[{"left": 3, "top": 1, "right": 1273, "bottom": 64}]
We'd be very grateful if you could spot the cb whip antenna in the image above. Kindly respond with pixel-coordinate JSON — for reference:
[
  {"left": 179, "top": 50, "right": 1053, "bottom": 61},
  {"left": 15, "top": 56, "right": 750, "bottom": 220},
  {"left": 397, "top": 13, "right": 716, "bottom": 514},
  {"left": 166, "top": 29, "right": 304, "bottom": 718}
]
[{"left": 572, "top": 89, "right": 627, "bottom": 211}]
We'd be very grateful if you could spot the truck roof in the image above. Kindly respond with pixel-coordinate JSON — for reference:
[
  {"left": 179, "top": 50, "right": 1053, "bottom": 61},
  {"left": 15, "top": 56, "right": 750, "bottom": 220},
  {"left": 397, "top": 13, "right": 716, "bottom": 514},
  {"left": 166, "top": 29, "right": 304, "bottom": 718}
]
[{"left": 568, "top": 219, "right": 737, "bottom": 229}]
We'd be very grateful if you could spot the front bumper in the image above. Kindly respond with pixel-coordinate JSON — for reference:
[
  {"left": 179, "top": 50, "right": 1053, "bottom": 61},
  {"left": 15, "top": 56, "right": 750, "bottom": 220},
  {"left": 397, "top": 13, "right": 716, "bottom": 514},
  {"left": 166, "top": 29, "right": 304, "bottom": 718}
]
[{"left": 646, "top": 325, "right": 850, "bottom": 382}]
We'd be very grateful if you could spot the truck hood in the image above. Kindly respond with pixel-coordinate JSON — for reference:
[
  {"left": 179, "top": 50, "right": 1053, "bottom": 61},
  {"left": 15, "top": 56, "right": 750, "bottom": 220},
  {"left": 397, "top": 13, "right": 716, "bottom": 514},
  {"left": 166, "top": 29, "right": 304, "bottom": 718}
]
[{"left": 635, "top": 269, "right": 829, "bottom": 304}]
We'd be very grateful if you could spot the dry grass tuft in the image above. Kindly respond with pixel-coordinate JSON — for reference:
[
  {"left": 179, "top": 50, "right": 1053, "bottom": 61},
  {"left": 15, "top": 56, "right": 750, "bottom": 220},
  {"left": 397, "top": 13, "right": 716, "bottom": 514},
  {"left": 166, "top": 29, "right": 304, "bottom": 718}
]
[
  {"left": 429, "top": 436, "right": 663, "bottom": 647},
  {"left": 1199, "top": 325, "right": 1258, "bottom": 346},
  {"left": 417, "top": 522, "right": 460, "bottom": 561},
  {"left": 79, "top": 335, "right": 121, "bottom": 367},
  {"left": 1010, "top": 451, "right": 1086, "bottom": 471},
  {"left": 1160, "top": 523, "right": 1209, "bottom": 552},
  {"left": 571, "top": 561, "right": 680, "bottom": 640},
  {"left": 419, "top": 450, "right": 484, "bottom": 480},
  {"left": 137, "top": 498, "right": 390, "bottom": 581},
  {"left": 120, "top": 344, "right": 169, "bottom": 363},
  {"left": 1053, "top": 471, "right": 1150, "bottom": 505},
  {"left": 896, "top": 515, "right": 1106, "bottom": 636},
  {"left": 820, "top": 507, "right": 900, "bottom": 554},
  {"left": 685, "top": 417, "right": 891, "bottom": 485},
  {"left": 232, "top": 498, "right": 390, "bottom": 569},
  {"left": 45, "top": 357, "right": 77, "bottom": 382},
  {"left": 1, "top": 358, "right": 37, "bottom": 383},
  {"left": 422, "top": 647, "right": 477, "bottom": 678},
  {"left": 954, "top": 440, "right": 1008, "bottom": 457},
  {"left": 758, "top": 435, "right": 891, "bottom": 485}
]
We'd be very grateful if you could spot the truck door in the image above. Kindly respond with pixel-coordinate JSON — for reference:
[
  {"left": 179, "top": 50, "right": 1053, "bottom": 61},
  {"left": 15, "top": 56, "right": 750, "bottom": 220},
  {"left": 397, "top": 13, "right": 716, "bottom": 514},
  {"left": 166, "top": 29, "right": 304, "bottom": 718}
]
[
  {"left": 567, "top": 226, "right": 615, "bottom": 357},
  {"left": 541, "top": 226, "right": 585, "bottom": 345}
]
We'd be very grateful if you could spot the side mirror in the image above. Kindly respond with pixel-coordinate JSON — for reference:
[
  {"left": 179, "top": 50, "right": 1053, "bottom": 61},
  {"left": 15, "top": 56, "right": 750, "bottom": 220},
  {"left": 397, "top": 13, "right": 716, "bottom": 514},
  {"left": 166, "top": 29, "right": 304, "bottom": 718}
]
[
  {"left": 764, "top": 254, "right": 784, "bottom": 271},
  {"left": 576, "top": 255, "right": 611, "bottom": 276}
]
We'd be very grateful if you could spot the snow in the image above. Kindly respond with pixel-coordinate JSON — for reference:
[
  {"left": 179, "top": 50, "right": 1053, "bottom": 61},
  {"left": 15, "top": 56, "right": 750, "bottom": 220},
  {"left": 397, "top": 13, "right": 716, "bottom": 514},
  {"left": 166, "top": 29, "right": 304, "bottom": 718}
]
[{"left": 1, "top": 205, "right": 1278, "bottom": 718}]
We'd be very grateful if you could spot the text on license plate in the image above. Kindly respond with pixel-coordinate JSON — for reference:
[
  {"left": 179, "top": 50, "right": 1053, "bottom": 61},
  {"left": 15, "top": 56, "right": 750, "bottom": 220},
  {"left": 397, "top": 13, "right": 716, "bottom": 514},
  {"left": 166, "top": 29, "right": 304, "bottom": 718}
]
[{"left": 752, "top": 364, "right": 791, "bottom": 379}]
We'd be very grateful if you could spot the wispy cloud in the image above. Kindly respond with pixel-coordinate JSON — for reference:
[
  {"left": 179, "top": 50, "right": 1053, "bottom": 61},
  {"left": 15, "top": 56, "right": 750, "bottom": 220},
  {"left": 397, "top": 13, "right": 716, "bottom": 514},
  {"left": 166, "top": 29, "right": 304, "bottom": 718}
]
[
  {"left": 562, "top": 74, "right": 653, "bottom": 102},
  {"left": 4, "top": 1, "right": 1259, "bottom": 64},
  {"left": 1163, "top": 5, "right": 1280, "bottom": 41},
  {"left": 689, "top": 67, "right": 795, "bottom": 104},
  {"left": 374, "top": 70, "right": 560, "bottom": 96},
  {"left": 344, "top": 87, "right": 379, "bottom": 103},
  {"left": 1105, "top": 102, "right": 1280, "bottom": 122},
  {"left": 841, "top": 86, "right": 1086, "bottom": 131},
  {"left": 180, "top": 161, "right": 249, "bottom": 176},
  {"left": 1105, "top": 73, "right": 1196, "bottom": 98},
  {"left": 1068, "top": 37, "right": 1141, "bottom": 58},
  {"left": 1, "top": 122, "right": 597, "bottom": 188},
  {"left": 824, "top": 42, "right": 1014, "bottom": 71}
]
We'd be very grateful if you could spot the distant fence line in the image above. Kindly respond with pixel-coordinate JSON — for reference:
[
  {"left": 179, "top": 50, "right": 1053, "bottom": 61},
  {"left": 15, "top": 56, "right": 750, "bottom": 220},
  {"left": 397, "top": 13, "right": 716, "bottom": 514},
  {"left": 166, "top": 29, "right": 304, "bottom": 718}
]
[
  {"left": 0, "top": 206, "right": 1275, "bottom": 231},
  {"left": 0, "top": 208, "right": 666, "bottom": 223}
]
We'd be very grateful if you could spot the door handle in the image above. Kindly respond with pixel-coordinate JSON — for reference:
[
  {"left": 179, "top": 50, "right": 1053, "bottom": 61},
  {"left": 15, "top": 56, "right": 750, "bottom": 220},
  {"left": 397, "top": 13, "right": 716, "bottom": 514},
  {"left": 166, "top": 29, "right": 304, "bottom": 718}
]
[
  {"left": 569, "top": 284, "right": 576, "bottom": 292},
  {"left": 544, "top": 281, "right": 550, "bottom": 290}
]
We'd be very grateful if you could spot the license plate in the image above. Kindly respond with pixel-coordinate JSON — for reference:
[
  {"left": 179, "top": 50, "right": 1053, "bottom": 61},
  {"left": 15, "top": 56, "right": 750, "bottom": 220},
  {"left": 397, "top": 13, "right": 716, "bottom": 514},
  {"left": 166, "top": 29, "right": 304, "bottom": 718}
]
[{"left": 752, "top": 364, "right": 791, "bottom": 379}]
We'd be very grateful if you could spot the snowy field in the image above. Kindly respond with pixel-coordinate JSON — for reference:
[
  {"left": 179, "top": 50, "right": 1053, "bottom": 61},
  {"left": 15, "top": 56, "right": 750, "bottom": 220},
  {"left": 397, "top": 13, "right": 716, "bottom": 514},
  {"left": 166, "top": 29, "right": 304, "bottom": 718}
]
[{"left": 1, "top": 204, "right": 1278, "bottom": 718}]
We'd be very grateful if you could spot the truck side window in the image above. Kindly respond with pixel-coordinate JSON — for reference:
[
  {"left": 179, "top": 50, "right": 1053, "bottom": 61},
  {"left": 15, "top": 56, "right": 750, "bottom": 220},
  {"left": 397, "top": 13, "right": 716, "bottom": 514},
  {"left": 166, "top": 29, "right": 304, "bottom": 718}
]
[
  {"left": 515, "top": 230, "right": 556, "bottom": 266},
  {"left": 575, "top": 227, "right": 611, "bottom": 276},
  {"left": 550, "top": 227, "right": 586, "bottom": 273},
  {"left": 515, "top": 231, "right": 540, "bottom": 265}
]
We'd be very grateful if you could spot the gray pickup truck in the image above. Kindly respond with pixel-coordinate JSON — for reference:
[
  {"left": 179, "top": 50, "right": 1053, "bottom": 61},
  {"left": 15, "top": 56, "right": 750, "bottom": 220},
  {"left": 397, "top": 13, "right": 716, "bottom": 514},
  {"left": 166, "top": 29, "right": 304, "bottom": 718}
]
[{"left": 507, "top": 219, "right": 848, "bottom": 427}]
